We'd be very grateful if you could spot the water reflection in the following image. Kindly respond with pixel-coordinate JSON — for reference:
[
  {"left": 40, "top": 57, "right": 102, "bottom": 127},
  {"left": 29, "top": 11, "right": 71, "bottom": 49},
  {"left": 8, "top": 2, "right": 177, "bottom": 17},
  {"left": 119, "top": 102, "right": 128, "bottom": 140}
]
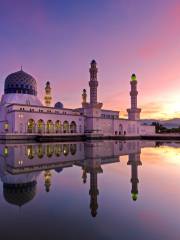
[{"left": 0, "top": 140, "right": 178, "bottom": 218}]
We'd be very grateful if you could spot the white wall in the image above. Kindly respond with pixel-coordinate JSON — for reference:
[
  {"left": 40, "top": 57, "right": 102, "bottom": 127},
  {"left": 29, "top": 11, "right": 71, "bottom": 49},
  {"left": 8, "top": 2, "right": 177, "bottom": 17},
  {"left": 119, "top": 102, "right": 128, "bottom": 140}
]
[{"left": 140, "top": 125, "right": 155, "bottom": 135}]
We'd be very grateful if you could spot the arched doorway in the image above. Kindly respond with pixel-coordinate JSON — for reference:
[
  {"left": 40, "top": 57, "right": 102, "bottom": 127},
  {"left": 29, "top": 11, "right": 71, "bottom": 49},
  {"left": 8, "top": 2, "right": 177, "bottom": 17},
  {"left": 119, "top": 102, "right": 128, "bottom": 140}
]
[
  {"left": 55, "top": 120, "right": 62, "bottom": 133},
  {"left": 70, "top": 121, "right": 77, "bottom": 133},
  {"left": 46, "top": 120, "right": 54, "bottom": 134},
  {"left": 27, "top": 119, "right": 35, "bottom": 133},
  {"left": 37, "top": 119, "right": 45, "bottom": 134},
  {"left": 119, "top": 124, "right": 123, "bottom": 135},
  {"left": 63, "top": 121, "right": 69, "bottom": 133}
]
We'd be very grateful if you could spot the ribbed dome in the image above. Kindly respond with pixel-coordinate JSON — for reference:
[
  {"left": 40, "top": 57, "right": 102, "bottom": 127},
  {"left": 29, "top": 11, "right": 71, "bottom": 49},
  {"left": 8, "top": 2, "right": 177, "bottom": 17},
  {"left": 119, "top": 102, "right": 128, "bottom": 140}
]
[
  {"left": 3, "top": 181, "right": 37, "bottom": 207},
  {"left": 4, "top": 70, "right": 37, "bottom": 96}
]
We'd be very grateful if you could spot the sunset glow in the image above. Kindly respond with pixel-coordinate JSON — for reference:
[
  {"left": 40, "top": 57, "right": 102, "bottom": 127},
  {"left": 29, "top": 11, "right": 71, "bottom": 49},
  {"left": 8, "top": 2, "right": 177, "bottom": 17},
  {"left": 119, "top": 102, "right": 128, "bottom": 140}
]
[{"left": 0, "top": 0, "right": 179, "bottom": 119}]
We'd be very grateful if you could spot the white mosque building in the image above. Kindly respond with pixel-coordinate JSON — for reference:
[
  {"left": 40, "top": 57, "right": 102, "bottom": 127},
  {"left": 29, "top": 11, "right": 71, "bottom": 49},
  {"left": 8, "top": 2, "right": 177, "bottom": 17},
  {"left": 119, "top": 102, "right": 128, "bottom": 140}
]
[{"left": 0, "top": 60, "right": 154, "bottom": 139}]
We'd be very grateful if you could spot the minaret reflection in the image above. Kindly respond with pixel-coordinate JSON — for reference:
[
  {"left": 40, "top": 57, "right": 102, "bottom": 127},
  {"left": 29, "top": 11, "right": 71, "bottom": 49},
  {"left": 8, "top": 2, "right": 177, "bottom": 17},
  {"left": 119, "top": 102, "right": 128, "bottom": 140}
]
[
  {"left": 89, "top": 165, "right": 103, "bottom": 217},
  {"left": 127, "top": 152, "right": 142, "bottom": 201},
  {"left": 82, "top": 167, "right": 87, "bottom": 184},
  {"left": 83, "top": 141, "right": 103, "bottom": 217},
  {"left": 44, "top": 170, "right": 52, "bottom": 192}
]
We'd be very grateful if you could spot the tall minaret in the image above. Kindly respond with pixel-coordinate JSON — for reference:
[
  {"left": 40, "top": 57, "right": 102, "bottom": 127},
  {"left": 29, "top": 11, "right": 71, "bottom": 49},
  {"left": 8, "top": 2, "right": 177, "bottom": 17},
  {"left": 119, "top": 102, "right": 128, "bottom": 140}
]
[
  {"left": 44, "top": 81, "right": 52, "bottom": 107},
  {"left": 89, "top": 60, "right": 98, "bottom": 105},
  {"left": 127, "top": 74, "right": 141, "bottom": 120}
]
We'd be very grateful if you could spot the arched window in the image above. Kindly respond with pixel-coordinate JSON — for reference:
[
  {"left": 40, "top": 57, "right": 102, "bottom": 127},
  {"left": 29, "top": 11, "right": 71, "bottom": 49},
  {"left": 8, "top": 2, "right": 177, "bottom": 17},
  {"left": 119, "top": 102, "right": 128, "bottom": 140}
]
[
  {"left": 63, "top": 121, "right": 69, "bottom": 133},
  {"left": 63, "top": 144, "right": 69, "bottom": 156},
  {"left": 119, "top": 124, "right": 123, "bottom": 135},
  {"left": 37, "top": 119, "right": 45, "bottom": 134},
  {"left": 26, "top": 145, "right": 35, "bottom": 159},
  {"left": 3, "top": 146, "right": 8, "bottom": 157},
  {"left": 37, "top": 145, "right": 44, "bottom": 158},
  {"left": 70, "top": 144, "right": 77, "bottom": 155},
  {"left": 46, "top": 120, "right": 54, "bottom": 134},
  {"left": 55, "top": 144, "right": 62, "bottom": 157},
  {"left": 46, "top": 145, "right": 54, "bottom": 158},
  {"left": 55, "top": 120, "right": 62, "bottom": 133},
  {"left": 27, "top": 119, "right": 35, "bottom": 133},
  {"left": 119, "top": 142, "right": 123, "bottom": 151},
  {"left": 70, "top": 121, "right": 77, "bottom": 133}
]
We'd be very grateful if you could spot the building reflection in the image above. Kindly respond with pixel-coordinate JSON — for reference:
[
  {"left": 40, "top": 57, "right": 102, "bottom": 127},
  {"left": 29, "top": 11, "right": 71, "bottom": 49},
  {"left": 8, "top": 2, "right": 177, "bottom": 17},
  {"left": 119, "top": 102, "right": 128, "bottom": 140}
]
[{"left": 0, "top": 140, "right": 156, "bottom": 215}]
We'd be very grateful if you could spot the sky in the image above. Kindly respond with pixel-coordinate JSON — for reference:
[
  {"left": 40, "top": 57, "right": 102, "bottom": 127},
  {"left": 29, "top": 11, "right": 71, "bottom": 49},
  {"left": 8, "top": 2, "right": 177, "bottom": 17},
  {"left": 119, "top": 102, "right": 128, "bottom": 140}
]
[{"left": 0, "top": 0, "right": 179, "bottom": 119}]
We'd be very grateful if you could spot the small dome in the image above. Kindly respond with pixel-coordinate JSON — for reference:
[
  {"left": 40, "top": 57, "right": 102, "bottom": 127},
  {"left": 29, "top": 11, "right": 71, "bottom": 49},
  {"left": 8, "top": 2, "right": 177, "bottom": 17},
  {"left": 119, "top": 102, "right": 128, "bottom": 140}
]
[
  {"left": 3, "top": 181, "right": 37, "bottom": 207},
  {"left": 46, "top": 81, "right": 50, "bottom": 88},
  {"left": 131, "top": 73, "right": 137, "bottom": 81},
  {"left": 4, "top": 70, "right": 37, "bottom": 96},
  {"left": 54, "top": 167, "right": 63, "bottom": 173},
  {"left": 54, "top": 102, "right": 64, "bottom": 109},
  {"left": 91, "top": 59, "right": 96, "bottom": 65},
  {"left": 131, "top": 192, "right": 138, "bottom": 201}
]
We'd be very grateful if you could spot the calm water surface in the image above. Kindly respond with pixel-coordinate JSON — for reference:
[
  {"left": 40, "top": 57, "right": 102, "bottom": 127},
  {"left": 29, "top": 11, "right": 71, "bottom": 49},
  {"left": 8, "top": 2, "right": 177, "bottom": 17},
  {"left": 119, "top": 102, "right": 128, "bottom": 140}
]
[{"left": 0, "top": 140, "right": 180, "bottom": 240}]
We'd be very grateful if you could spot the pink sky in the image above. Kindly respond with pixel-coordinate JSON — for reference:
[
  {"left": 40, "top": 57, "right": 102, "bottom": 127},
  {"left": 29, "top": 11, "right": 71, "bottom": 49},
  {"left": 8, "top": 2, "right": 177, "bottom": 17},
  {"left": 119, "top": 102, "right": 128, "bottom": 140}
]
[{"left": 0, "top": 0, "right": 179, "bottom": 119}]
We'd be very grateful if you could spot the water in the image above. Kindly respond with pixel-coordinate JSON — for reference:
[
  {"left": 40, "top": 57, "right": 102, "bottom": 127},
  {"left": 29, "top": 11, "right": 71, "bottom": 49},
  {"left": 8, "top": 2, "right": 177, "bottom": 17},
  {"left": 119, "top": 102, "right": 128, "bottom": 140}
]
[{"left": 0, "top": 140, "right": 180, "bottom": 240}]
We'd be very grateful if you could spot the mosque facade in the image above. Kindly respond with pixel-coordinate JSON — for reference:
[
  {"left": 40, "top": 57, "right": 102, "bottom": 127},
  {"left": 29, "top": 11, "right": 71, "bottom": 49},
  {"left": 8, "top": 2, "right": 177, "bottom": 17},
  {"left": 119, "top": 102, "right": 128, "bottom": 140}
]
[{"left": 0, "top": 60, "right": 154, "bottom": 138}]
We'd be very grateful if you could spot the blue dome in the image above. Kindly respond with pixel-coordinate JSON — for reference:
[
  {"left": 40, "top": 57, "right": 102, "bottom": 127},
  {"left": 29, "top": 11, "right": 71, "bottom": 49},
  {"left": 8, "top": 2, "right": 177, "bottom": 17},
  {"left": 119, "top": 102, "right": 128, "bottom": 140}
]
[
  {"left": 54, "top": 102, "right": 64, "bottom": 109},
  {"left": 4, "top": 70, "right": 37, "bottom": 96},
  {"left": 3, "top": 181, "right": 37, "bottom": 207}
]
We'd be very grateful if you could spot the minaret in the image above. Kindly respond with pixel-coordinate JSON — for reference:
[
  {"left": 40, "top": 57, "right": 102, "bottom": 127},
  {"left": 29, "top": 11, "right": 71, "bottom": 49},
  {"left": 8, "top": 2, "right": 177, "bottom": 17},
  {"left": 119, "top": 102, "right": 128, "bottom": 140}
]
[
  {"left": 127, "top": 153, "right": 142, "bottom": 201},
  {"left": 82, "top": 89, "right": 87, "bottom": 108},
  {"left": 44, "top": 81, "right": 52, "bottom": 107},
  {"left": 89, "top": 60, "right": 98, "bottom": 105},
  {"left": 127, "top": 74, "right": 141, "bottom": 120}
]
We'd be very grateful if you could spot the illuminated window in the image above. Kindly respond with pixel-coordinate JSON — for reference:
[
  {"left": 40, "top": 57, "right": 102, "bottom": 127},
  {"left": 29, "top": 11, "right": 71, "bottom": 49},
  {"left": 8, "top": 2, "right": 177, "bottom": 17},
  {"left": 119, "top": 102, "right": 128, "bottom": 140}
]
[
  {"left": 37, "top": 145, "right": 44, "bottom": 158},
  {"left": 55, "top": 144, "right": 62, "bottom": 157},
  {"left": 4, "top": 123, "right": 8, "bottom": 131},
  {"left": 63, "top": 144, "right": 69, "bottom": 156},
  {"left": 3, "top": 146, "right": 8, "bottom": 157},
  {"left": 26, "top": 145, "right": 34, "bottom": 159},
  {"left": 46, "top": 145, "right": 54, "bottom": 158}
]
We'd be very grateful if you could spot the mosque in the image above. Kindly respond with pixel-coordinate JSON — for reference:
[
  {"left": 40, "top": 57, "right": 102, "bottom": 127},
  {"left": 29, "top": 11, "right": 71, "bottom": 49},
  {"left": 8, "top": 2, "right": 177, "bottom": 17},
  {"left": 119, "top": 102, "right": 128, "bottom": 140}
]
[{"left": 0, "top": 60, "right": 154, "bottom": 138}]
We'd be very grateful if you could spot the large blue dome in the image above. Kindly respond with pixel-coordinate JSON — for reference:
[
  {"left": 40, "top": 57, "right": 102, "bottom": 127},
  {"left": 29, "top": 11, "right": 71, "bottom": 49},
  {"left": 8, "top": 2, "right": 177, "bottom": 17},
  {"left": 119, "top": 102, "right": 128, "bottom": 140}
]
[
  {"left": 3, "top": 181, "right": 37, "bottom": 207},
  {"left": 4, "top": 70, "right": 37, "bottom": 96}
]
